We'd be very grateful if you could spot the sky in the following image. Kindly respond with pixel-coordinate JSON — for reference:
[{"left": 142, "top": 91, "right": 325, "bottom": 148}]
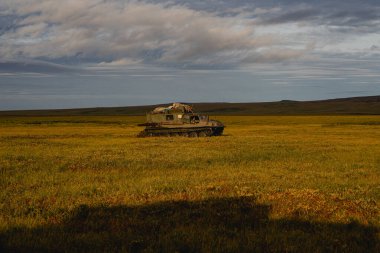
[{"left": 0, "top": 0, "right": 380, "bottom": 110}]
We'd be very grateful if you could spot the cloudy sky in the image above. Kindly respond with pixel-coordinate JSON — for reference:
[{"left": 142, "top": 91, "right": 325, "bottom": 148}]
[{"left": 1, "top": 0, "right": 380, "bottom": 110}]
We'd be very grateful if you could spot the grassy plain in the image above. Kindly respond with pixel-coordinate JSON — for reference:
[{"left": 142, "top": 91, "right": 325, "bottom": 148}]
[{"left": 0, "top": 115, "right": 379, "bottom": 252}]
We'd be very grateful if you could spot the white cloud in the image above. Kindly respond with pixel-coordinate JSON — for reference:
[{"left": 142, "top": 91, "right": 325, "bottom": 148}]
[
  {"left": 0, "top": 0, "right": 311, "bottom": 67},
  {"left": 97, "top": 58, "right": 142, "bottom": 67},
  {"left": 2, "top": 0, "right": 378, "bottom": 69}
]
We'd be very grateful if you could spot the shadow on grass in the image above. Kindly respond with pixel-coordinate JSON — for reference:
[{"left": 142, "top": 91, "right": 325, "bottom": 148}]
[{"left": 1, "top": 197, "right": 378, "bottom": 252}]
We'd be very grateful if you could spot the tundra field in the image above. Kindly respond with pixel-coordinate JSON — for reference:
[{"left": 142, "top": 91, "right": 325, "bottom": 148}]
[{"left": 0, "top": 115, "right": 379, "bottom": 252}]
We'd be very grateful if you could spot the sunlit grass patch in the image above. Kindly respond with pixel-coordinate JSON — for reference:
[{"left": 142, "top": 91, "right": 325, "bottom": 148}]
[{"left": 0, "top": 115, "right": 379, "bottom": 251}]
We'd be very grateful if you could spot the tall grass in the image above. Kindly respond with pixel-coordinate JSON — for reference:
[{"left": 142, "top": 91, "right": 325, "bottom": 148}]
[{"left": 0, "top": 116, "right": 379, "bottom": 252}]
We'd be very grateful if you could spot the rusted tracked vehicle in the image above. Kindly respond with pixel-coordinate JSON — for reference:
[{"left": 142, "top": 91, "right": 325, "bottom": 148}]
[{"left": 138, "top": 103, "right": 224, "bottom": 137}]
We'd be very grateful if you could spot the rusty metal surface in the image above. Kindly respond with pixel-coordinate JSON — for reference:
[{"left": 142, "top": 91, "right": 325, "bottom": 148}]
[{"left": 138, "top": 103, "right": 224, "bottom": 137}]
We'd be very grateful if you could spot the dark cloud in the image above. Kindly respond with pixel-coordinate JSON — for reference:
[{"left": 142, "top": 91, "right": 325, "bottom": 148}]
[
  {"left": 0, "top": 0, "right": 379, "bottom": 71},
  {"left": 259, "top": 8, "right": 320, "bottom": 25},
  {"left": 0, "top": 0, "right": 310, "bottom": 69},
  {"left": 325, "top": 9, "right": 380, "bottom": 28},
  {"left": 257, "top": 4, "right": 380, "bottom": 30},
  {"left": 1, "top": 0, "right": 379, "bottom": 110},
  {"left": 0, "top": 14, "right": 20, "bottom": 35},
  {"left": 0, "top": 60, "right": 80, "bottom": 73}
]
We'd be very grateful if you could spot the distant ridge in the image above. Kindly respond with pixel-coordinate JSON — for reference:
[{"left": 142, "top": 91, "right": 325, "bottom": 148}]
[{"left": 1, "top": 95, "right": 380, "bottom": 116}]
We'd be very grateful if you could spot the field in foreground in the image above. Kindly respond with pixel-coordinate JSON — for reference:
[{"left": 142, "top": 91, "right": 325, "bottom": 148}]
[{"left": 0, "top": 115, "right": 379, "bottom": 252}]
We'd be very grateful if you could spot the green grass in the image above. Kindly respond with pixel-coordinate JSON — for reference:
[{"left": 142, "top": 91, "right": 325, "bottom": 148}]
[{"left": 0, "top": 116, "right": 379, "bottom": 252}]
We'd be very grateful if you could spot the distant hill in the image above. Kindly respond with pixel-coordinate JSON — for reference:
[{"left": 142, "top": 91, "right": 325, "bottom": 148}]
[{"left": 1, "top": 95, "right": 380, "bottom": 116}]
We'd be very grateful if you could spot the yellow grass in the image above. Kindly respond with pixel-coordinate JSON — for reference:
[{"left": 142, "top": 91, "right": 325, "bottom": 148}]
[{"left": 0, "top": 116, "right": 379, "bottom": 252}]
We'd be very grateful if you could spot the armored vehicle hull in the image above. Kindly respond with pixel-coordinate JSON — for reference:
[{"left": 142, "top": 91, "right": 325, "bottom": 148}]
[
  {"left": 138, "top": 122, "right": 224, "bottom": 137},
  {"left": 138, "top": 103, "right": 224, "bottom": 137}
]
